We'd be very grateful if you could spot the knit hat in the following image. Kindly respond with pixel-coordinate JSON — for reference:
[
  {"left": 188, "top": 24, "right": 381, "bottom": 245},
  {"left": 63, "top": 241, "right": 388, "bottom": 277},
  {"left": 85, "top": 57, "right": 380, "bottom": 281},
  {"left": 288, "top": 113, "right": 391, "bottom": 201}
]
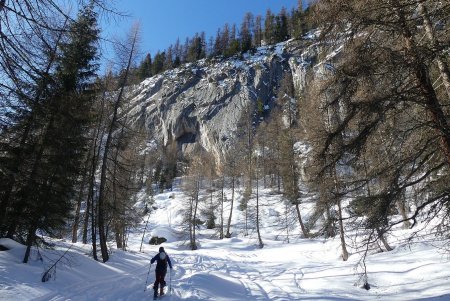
[{"left": 159, "top": 246, "right": 164, "bottom": 252}]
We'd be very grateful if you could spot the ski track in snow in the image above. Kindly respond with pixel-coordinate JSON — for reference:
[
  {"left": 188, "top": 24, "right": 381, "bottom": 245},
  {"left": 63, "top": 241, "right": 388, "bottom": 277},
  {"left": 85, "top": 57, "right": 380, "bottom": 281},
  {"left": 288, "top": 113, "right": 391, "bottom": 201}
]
[
  {"left": 21, "top": 241, "right": 315, "bottom": 301},
  {"left": 32, "top": 259, "right": 149, "bottom": 301}
]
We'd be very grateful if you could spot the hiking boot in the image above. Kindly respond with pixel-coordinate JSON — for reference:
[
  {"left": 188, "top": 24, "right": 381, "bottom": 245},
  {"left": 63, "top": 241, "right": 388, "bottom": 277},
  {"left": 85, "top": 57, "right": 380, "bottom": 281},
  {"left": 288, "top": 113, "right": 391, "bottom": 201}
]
[{"left": 160, "top": 287, "right": 164, "bottom": 296}]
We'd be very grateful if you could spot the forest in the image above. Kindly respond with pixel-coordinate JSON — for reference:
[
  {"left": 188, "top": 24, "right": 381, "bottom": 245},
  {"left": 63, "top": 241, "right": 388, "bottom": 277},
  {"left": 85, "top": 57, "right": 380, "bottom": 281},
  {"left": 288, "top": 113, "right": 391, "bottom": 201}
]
[{"left": 0, "top": 1, "right": 449, "bottom": 284}]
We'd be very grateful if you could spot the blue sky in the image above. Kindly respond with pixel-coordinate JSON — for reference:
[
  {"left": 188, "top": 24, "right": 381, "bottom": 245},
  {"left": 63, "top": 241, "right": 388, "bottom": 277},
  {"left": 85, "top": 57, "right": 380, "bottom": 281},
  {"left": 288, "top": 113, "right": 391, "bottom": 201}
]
[{"left": 101, "top": 0, "right": 301, "bottom": 61}]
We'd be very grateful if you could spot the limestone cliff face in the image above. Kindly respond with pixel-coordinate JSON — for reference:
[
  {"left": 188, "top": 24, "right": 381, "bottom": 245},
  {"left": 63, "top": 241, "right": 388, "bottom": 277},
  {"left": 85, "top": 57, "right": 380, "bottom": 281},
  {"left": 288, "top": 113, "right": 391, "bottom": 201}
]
[{"left": 124, "top": 39, "right": 318, "bottom": 163}]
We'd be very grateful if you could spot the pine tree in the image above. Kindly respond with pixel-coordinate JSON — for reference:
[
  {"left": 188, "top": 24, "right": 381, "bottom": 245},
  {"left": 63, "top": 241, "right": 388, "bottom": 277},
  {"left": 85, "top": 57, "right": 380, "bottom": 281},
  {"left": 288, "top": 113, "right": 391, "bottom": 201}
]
[
  {"left": 0, "top": 0, "right": 72, "bottom": 237},
  {"left": 276, "top": 7, "right": 289, "bottom": 42},
  {"left": 290, "top": 7, "right": 303, "bottom": 39},
  {"left": 199, "top": 32, "right": 207, "bottom": 59},
  {"left": 173, "top": 38, "right": 181, "bottom": 67},
  {"left": 221, "top": 24, "right": 230, "bottom": 54},
  {"left": 138, "top": 53, "right": 152, "bottom": 80},
  {"left": 213, "top": 28, "right": 222, "bottom": 56},
  {"left": 253, "top": 15, "right": 263, "bottom": 48},
  {"left": 152, "top": 51, "right": 165, "bottom": 75},
  {"left": 20, "top": 3, "right": 99, "bottom": 263},
  {"left": 225, "top": 24, "right": 239, "bottom": 57},
  {"left": 264, "top": 9, "right": 275, "bottom": 45},
  {"left": 165, "top": 45, "right": 174, "bottom": 69},
  {"left": 187, "top": 33, "right": 202, "bottom": 62},
  {"left": 240, "top": 13, "right": 253, "bottom": 53}
]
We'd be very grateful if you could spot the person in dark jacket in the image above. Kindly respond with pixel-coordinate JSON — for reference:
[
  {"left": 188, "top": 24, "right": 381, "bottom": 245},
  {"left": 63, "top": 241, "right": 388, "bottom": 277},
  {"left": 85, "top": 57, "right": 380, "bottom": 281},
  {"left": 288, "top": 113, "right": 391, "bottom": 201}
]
[{"left": 151, "top": 246, "right": 173, "bottom": 298}]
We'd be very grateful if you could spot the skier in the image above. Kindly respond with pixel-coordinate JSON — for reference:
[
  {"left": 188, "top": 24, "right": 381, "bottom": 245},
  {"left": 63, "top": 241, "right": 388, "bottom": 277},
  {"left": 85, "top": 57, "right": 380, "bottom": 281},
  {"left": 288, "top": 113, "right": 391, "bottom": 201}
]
[{"left": 151, "top": 246, "right": 173, "bottom": 299}]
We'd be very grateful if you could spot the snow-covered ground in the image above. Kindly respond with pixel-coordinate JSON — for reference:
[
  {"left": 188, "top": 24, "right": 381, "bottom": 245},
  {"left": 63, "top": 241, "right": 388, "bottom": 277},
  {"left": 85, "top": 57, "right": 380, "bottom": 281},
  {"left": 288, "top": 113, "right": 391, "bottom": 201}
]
[{"left": 1, "top": 182, "right": 450, "bottom": 301}]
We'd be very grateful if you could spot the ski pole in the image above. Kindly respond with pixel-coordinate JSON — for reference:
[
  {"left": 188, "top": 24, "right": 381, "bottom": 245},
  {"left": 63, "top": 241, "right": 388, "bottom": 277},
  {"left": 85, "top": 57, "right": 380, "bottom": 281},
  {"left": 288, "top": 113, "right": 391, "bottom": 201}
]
[
  {"left": 144, "top": 261, "right": 152, "bottom": 292},
  {"left": 169, "top": 268, "right": 172, "bottom": 295}
]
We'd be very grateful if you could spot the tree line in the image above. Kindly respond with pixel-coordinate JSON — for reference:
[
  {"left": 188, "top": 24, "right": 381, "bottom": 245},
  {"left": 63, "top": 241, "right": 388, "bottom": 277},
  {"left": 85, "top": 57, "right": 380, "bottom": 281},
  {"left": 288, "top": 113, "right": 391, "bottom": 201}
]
[{"left": 134, "top": 1, "right": 311, "bottom": 81}]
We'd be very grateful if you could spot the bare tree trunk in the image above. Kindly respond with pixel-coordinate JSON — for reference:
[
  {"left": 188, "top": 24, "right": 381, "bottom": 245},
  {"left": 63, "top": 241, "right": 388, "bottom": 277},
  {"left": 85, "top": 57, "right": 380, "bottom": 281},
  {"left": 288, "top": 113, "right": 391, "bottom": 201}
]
[
  {"left": 191, "top": 180, "right": 199, "bottom": 250},
  {"left": 295, "top": 204, "right": 308, "bottom": 237},
  {"left": 82, "top": 189, "right": 90, "bottom": 244},
  {"left": 140, "top": 214, "right": 151, "bottom": 252},
  {"left": 377, "top": 228, "right": 393, "bottom": 252},
  {"left": 71, "top": 178, "right": 86, "bottom": 243},
  {"left": 23, "top": 225, "right": 36, "bottom": 263},
  {"left": 84, "top": 122, "right": 104, "bottom": 260},
  {"left": 337, "top": 199, "right": 349, "bottom": 261},
  {"left": 97, "top": 26, "right": 139, "bottom": 262},
  {"left": 111, "top": 130, "right": 126, "bottom": 250},
  {"left": 219, "top": 175, "right": 225, "bottom": 239},
  {"left": 285, "top": 203, "right": 290, "bottom": 243},
  {"left": 189, "top": 196, "right": 194, "bottom": 248},
  {"left": 287, "top": 132, "right": 308, "bottom": 238},
  {"left": 244, "top": 201, "right": 249, "bottom": 237},
  {"left": 396, "top": 198, "right": 411, "bottom": 229},
  {"left": 90, "top": 192, "right": 98, "bottom": 261},
  {"left": 255, "top": 165, "right": 264, "bottom": 249},
  {"left": 277, "top": 170, "right": 281, "bottom": 193},
  {"left": 72, "top": 152, "right": 91, "bottom": 243},
  {"left": 225, "top": 175, "right": 235, "bottom": 238}
]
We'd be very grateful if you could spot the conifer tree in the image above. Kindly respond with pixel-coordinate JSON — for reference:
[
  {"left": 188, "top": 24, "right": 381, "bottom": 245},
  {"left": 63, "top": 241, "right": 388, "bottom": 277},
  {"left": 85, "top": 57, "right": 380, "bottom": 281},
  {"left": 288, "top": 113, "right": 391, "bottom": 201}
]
[
  {"left": 264, "top": 9, "right": 275, "bottom": 45},
  {"left": 213, "top": 29, "right": 222, "bottom": 56},
  {"left": 276, "top": 73, "right": 308, "bottom": 237},
  {"left": 221, "top": 24, "right": 230, "bottom": 54},
  {"left": 138, "top": 53, "right": 152, "bottom": 80},
  {"left": 253, "top": 15, "right": 263, "bottom": 47},
  {"left": 173, "top": 38, "right": 182, "bottom": 67},
  {"left": 187, "top": 33, "right": 203, "bottom": 62},
  {"left": 276, "top": 7, "right": 289, "bottom": 42},
  {"left": 96, "top": 24, "right": 140, "bottom": 262},
  {"left": 152, "top": 51, "right": 165, "bottom": 75},
  {"left": 240, "top": 13, "right": 253, "bottom": 53},
  {"left": 19, "top": 3, "right": 99, "bottom": 263},
  {"left": 165, "top": 45, "right": 174, "bottom": 69},
  {"left": 306, "top": 0, "right": 450, "bottom": 255},
  {"left": 0, "top": 0, "right": 73, "bottom": 236},
  {"left": 226, "top": 24, "right": 239, "bottom": 57}
]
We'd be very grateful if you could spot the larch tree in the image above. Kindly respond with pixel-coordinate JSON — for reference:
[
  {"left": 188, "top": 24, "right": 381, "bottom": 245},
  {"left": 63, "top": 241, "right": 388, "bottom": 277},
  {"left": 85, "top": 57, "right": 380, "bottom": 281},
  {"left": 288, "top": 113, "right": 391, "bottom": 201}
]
[
  {"left": 276, "top": 73, "right": 309, "bottom": 238},
  {"left": 253, "top": 15, "right": 263, "bottom": 48},
  {"left": 306, "top": 0, "right": 450, "bottom": 255},
  {"left": 96, "top": 23, "right": 140, "bottom": 262},
  {"left": 223, "top": 147, "right": 240, "bottom": 238},
  {"left": 182, "top": 153, "right": 212, "bottom": 250},
  {"left": 264, "top": 9, "right": 275, "bottom": 45},
  {"left": 240, "top": 12, "right": 254, "bottom": 53}
]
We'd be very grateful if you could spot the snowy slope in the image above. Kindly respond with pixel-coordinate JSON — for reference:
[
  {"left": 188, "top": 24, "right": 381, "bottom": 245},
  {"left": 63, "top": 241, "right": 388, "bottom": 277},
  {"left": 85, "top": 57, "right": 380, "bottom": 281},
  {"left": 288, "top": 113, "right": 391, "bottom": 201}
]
[{"left": 1, "top": 182, "right": 450, "bottom": 301}]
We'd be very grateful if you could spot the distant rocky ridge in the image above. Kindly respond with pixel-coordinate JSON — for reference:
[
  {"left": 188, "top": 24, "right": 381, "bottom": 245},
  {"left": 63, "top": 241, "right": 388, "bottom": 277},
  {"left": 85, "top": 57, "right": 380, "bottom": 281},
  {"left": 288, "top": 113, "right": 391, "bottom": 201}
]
[{"left": 123, "top": 38, "right": 319, "bottom": 163}]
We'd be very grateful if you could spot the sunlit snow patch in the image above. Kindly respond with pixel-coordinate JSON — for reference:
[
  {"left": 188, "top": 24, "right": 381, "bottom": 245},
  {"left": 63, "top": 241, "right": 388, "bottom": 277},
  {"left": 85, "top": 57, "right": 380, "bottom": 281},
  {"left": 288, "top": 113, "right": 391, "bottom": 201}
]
[{"left": 179, "top": 271, "right": 247, "bottom": 301}]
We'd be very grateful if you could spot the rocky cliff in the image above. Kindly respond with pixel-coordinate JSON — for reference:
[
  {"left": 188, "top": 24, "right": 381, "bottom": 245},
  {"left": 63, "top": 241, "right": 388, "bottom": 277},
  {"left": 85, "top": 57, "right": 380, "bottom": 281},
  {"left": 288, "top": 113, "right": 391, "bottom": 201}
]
[{"left": 123, "top": 38, "right": 319, "bottom": 163}]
